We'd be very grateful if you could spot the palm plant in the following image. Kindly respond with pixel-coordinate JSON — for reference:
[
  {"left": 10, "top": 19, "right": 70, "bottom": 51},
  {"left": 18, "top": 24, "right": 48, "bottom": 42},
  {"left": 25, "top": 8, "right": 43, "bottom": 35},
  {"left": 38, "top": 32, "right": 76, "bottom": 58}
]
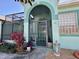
[{"left": 15, "top": 0, "right": 34, "bottom": 6}]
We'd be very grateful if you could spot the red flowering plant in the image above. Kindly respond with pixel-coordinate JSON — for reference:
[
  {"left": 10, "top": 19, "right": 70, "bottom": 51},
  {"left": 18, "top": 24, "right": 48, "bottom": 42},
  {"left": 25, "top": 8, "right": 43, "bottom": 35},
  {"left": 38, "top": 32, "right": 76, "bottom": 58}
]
[{"left": 11, "top": 32, "right": 24, "bottom": 52}]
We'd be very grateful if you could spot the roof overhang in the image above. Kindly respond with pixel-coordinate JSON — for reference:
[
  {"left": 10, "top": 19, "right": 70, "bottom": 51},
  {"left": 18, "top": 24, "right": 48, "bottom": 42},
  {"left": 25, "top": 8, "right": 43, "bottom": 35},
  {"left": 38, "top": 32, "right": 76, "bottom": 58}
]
[
  {"left": 58, "top": 1, "right": 79, "bottom": 8},
  {"left": 0, "top": 16, "right": 5, "bottom": 21},
  {"left": 0, "top": 16, "right": 12, "bottom": 22}
]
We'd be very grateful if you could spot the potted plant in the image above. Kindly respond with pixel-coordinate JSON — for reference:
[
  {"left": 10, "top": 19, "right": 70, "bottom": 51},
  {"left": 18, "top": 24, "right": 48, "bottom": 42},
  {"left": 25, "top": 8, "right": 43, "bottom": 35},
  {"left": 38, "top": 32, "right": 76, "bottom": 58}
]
[{"left": 11, "top": 32, "right": 24, "bottom": 52}]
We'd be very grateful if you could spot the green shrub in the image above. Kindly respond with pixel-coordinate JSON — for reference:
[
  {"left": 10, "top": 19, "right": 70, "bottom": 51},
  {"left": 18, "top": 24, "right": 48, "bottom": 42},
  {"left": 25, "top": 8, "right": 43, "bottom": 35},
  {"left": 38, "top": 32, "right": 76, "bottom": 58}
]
[{"left": 0, "top": 43, "right": 16, "bottom": 53}]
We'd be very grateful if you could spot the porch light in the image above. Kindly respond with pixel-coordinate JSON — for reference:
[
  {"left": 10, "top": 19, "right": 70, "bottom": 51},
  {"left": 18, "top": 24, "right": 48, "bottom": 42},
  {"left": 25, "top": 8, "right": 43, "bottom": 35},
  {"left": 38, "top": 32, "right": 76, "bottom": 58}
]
[{"left": 30, "top": 14, "right": 34, "bottom": 19}]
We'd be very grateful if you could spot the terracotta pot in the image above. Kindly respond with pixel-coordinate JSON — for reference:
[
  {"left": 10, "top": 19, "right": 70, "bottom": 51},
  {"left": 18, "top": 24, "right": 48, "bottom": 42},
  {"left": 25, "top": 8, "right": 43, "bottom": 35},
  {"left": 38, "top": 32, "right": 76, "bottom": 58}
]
[
  {"left": 73, "top": 51, "right": 79, "bottom": 59},
  {"left": 16, "top": 45, "right": 24, "bottom": 52}
]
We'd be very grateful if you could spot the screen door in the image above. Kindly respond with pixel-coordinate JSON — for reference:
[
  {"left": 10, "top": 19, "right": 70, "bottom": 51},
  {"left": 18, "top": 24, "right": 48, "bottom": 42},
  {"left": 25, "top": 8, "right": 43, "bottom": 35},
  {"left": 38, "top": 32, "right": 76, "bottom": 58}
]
[{"left": 30, "top": 20, "right": 48, "bottom": 46}]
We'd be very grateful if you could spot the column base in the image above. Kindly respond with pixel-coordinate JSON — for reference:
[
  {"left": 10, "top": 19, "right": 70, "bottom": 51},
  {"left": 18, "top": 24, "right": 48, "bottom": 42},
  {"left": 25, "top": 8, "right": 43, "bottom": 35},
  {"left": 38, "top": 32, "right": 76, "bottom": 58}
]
[{"left": 54, "top": 53, "right": 60, "bottom": 56}]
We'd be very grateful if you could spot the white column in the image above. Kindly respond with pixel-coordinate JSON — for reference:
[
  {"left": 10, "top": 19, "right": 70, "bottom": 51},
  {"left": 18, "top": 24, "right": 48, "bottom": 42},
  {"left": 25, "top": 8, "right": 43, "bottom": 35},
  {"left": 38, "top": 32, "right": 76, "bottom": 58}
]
[
  {"left": 52, "top": 20, "right": 60, "bottom": 43},
  {"left": 52, "top": 20, "right": 60, "bottom": 56},
  {"left": 24, "top": 5, "right": 29, "bottom": 42},
  {"left": 24, "top": 22, "right": 29, "bottom": 42}
]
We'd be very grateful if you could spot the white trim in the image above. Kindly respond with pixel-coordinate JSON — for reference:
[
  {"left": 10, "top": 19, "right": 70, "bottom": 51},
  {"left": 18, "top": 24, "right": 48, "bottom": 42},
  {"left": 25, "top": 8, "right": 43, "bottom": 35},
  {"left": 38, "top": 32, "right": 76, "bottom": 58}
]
[
  {"left": 0, "top": 16, "right": 5, "bottom": 21},
  {"left": 58, "top": 0, "right": 79, "bottom": 5}
]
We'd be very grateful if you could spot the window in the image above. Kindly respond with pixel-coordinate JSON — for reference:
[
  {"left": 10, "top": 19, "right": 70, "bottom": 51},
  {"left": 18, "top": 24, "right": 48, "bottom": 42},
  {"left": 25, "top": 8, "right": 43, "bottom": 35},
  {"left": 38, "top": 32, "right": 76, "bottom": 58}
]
[{"left": 59, "top": 12, "right": 78, "bottom": 35}]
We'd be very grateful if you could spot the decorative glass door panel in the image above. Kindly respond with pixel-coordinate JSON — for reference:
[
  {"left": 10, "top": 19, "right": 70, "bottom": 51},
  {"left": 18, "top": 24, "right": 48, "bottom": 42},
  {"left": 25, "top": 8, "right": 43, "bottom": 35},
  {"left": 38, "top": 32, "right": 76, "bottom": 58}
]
[
  {"left": 29, "top": 20, "right": 48, "bottom": 46},
  {"left": 36, "top": 20, "right": 48, "bottom": 46}
]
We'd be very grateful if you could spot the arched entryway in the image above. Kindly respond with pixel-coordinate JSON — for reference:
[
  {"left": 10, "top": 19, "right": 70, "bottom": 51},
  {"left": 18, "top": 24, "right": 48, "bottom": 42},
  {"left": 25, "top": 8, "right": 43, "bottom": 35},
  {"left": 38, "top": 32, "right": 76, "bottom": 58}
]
[{"left": 29, "top": 5, "right": 52, "bottom": 46}]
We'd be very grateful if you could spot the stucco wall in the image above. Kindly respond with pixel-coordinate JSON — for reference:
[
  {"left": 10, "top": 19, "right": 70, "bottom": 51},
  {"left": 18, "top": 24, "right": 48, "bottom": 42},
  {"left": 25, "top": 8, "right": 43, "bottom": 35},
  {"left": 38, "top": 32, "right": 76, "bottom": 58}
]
[
  {"left": 58, "top": 4, "right": 79, "bottom": 50},
  {"left": 60, "top": 36, "right": 79, "bottom": 50}
]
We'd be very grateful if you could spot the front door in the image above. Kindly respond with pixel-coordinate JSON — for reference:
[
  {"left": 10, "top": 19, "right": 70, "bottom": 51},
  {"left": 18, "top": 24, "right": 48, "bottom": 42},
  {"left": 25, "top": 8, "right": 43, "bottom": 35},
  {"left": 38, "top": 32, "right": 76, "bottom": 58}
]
[
  {"left": 30, "top": 20, "right": 48, "bottom": 46},
  {"left": 36, "top": 20, "right": 48, "bottom": 46}
]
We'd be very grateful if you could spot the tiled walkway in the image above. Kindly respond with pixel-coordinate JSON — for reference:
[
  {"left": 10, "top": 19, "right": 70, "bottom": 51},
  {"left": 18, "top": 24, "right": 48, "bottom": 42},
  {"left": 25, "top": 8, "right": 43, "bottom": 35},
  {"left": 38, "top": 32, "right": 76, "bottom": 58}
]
[
  {"left": 0, "top": 47, "right": 49, "bottom": 59},
  {"left": 0, "top": 47, "right": 77, "bottom": 59},
  {"left": 45, "top": 49, "right": 76, "bottom": 59}
]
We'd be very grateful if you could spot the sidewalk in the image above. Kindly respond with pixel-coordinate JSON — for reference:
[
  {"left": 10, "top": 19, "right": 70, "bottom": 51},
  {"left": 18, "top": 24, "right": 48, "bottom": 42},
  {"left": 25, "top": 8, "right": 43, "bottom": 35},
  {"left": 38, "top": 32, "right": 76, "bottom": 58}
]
[
  {"left": 45, "top": 49, "right": 76, "bottom": 59},
  {"left": 0, "top": 47, "right": 49, "bottom": 59},
  {"left": 0, "top": 48, "right": 77, "bottom": 59}
]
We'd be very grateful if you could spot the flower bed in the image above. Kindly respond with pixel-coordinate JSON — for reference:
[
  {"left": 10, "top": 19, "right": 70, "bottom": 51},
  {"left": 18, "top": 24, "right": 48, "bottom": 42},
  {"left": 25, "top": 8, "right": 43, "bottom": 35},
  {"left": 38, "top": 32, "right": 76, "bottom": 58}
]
[{"left": 0, "top": 42, "right": 16, "bottom": 53}]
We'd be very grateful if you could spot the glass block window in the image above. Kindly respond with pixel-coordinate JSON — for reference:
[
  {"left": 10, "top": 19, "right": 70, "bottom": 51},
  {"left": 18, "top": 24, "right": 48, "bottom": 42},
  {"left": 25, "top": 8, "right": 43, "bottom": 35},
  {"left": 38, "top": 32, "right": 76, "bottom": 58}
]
[{"left": 59, "top": 12, "right": 78, "bottom": 34}]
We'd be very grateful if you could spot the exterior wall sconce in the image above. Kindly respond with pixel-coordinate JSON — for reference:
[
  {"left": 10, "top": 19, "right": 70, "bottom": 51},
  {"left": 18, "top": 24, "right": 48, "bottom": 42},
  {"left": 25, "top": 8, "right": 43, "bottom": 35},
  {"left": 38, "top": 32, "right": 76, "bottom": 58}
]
[{"left": 30, "top": 14, "right": 34, "bottom": 19}]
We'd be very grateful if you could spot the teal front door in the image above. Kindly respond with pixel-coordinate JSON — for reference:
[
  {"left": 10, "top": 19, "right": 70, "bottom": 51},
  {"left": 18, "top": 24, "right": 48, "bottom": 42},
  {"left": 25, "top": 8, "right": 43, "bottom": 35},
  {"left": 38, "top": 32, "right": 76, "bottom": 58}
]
[
  {"left": 29, "top": 20, "right": 48, "bottom": 46},
  {"left": 36, "top": 20, "right": 48, "bottom": 46}
]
